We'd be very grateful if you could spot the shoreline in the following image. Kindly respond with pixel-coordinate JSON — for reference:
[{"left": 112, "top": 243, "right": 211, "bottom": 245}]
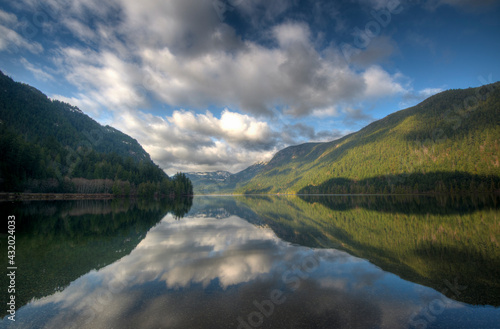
[
  {"left": 1, "top": 191, "right": 497, "bottom": 201},
  {"left": 0, "top": 193, "right": 115, "bottom": 201}
]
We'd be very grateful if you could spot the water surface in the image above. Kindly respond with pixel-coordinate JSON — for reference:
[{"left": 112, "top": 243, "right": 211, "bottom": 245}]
[{"left": 1, "top": 195, "right": 499, "bottom": 328}]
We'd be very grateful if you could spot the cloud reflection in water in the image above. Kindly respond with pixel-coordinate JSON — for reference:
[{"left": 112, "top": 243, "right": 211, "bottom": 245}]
[{"left": 12, "top": 210, "right": 479, "bottom": 329}]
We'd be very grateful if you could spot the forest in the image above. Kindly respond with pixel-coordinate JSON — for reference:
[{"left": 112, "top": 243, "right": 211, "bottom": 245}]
[
  {"left": 0, "top": 71, "right": 192, "bottom": 197},
  {"left": 237, "top": 82, "right": 500, "bottom": 194}
]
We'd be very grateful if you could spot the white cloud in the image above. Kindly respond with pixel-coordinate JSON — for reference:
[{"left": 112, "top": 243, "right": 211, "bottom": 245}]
[
  {"left": 6, "top": 0, "right": 414, "bottom": 173},
  {"left": 109, "top": 107, "right": 348, "bottom": 174},
  {"left": 400, "top": 86, "right": 444, "bottom": 108},
  {"left": 168, "top": 109, "right": 275, "bottom": 147},
  {"left": 50, "top": 93, "right": 110, "bottom": 122},
  {"left": 0, "top": 24, "right": 43, "bottom": 54},
  {"left": 61, "top": 17, "right": 98, "bottom": 42},
  {"left": 312, "top": 106, "right": 340, "bottom": 118},
  {"left": 118, "top": 0, "right": 240, "bottom": 56},
  {"left": 45, "top": 3, "right": 407, "bottom": 119},
  {"left": 20, "top": 57, "right": 54, "bottom": 81},
  {"left": 111, "top": 109, "right": 279, "bottom": 174},
  {"left": 57, "top": 47, "right": 148, "bottom": 112},
  {"left": 0, "top": 9, "right": 18, "bottom": 25},
  {"left": 419, "top": 87, "right": 443, "bottom": 97},
  {"left": 362, "top": 65, "right": 407, "bottom": 98},
  {"left": 273, "top": 22, "right": 311, "bottom": 47}
]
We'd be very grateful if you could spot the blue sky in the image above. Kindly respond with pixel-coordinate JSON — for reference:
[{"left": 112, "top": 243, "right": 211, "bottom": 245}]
[{"left": 0, "top": 0, "right": 499, "bottom": 174}]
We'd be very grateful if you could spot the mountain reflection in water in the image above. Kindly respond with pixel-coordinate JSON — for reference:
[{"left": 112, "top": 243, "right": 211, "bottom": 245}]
[{"left": 3, "top": 195, "right": 499, "bottom": 329}]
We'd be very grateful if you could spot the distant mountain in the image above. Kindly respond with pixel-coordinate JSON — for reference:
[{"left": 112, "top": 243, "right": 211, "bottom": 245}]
[
  {"left": 0, "top": 71, "right": 192, "bottom": 196},
  {"left": 187, "top": 161, "right": 268, "bottom": 194},
  {"left": 186, "top": 171, "right": 232, "bottom": 194},
  {"left": 189, "top": 83, "right": 500, "bottom": 195},
  {"left": 187, "top": 171, "right": 232, "bottom": 182},
  {"left": 235, "top": 82, "right": 500, "bottom": 194}
]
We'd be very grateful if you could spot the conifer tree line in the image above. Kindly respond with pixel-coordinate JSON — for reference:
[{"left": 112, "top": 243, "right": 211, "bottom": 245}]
[
  {"left": 0, "top": 71, "right": 192, "bottom": 197},
  {"left": 239, "top": 82, "right": 500, "bottom": 195}
]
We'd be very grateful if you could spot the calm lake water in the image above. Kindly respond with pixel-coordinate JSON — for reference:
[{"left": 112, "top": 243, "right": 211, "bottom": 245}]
[{"left": 1, "top": 195, "right": 499, "bottom": 329}]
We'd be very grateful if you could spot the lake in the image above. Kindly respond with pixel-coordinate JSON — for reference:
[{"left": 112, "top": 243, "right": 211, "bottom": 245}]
[{"left": 1, "top": 195, "right": 499, "bottom": 329}]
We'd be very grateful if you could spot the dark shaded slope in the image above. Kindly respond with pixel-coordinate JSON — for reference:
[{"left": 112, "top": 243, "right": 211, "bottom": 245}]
[{"left": 0, "top": 71, "right": 193, "bottom": 195}]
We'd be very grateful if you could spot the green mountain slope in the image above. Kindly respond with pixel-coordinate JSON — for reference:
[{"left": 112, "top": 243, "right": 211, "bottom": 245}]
[
  {"left": 0, "top": 73, "right": 150, "bottom": 163},
  {"left": 0, "top": 71, "right": 192, "bottom": 195},
  {"left": 225, "top": 161, "right": 268, "bottom": 189},
  {"left": 237, "top": 83, "right": 500, "bottom": 194}
]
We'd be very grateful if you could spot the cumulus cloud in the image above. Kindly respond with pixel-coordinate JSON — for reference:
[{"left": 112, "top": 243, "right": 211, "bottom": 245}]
[
  {"left": 168, "top": 109, "right": 276, "bottom": 149},
  {"left": 362, "top": 65, "right": 406, "bottom": 98},
  {"left": 116, "top": 0, "right": 242, "bottom": 57},
  {"left": 7, "top": 0, "right": 413, "bottom": 172},
  {"left": 57, "top": 47, "right": 148, "bottom": 111},
  {"left": 312, "top": 106, "right": 340, "bottom": 118},
  {"left": 110, "top": 109, "right": 277, "bottom": 174},
  {"left": 273, "top": 21, "right": 311, "bottom": 47},
  {"left": 419, "top": 87, "right": 444, "bottom": 97},
  {"left": 109, "top": 107, "right": 349, "bottom": 174},
  {"left": 41, "top": 1, "right": 408, "bottom": 119}
]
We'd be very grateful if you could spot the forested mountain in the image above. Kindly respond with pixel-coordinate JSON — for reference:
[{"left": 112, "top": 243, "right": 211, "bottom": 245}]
[
  {"left": 231, "top": 83, "right": 500, "bottom": 194},
  {"left": 0, "top": 71, "right": 192, "bottom": 196}
]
